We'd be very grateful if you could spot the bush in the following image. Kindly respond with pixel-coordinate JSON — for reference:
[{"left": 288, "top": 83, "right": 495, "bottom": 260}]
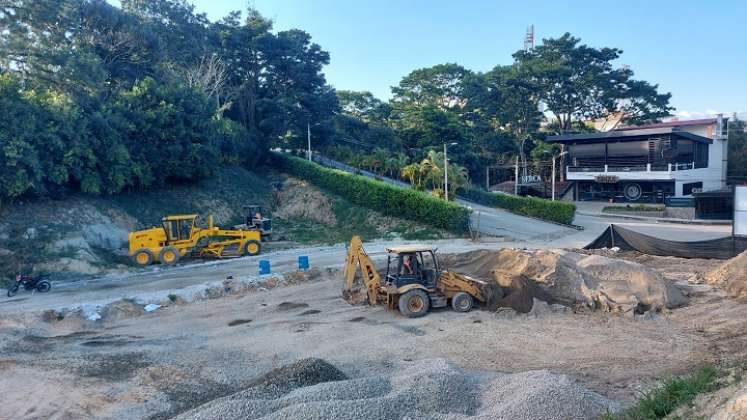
[
  {"left": 460, "top": 187, "right": 576, "bottom": 225},
  {"left": 272, "top": 153, "right": 471, "bottom": 233}
]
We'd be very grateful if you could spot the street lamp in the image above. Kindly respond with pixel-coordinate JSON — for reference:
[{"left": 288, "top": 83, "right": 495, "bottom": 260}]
[
  {"left": 552, "top": 150, "right": 569, "bottom": 201},
  {"left": 307, "top": 122, "right": 322, "bottom": 161},
  {"left": 443, "top": 142, "right": 458, "bottom": 201}
]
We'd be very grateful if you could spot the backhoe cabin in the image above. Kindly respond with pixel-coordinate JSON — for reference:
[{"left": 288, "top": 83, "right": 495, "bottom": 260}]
[{"left": 548, "top": 117, "right": 729, "bottom": 203}]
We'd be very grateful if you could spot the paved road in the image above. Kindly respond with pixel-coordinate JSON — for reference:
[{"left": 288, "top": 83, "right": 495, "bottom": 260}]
[{"left": 313, "top": 154, "right": 574, "bottom": 241}]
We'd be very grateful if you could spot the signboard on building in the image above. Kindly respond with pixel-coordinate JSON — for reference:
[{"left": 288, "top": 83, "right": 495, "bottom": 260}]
[
  {"left": 595, "top": 175, "right": 620, "bottom": 184},
  {"left": 734, "top": 186, "right": 747, "bottom": 237},
  {"left": 518, "top": 175, "right": 542, "bottom": 185}
]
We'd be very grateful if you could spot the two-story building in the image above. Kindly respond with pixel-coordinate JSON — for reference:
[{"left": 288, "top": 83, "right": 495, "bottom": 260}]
[{"left": 547, "top": 116, "right": 729, "bottom": 202}]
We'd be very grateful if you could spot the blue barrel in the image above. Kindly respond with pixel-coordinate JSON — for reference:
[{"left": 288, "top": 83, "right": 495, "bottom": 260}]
[
  {"left": 259, "top": 260, "right": 271, "bottom": 275},
  {"left": 298, "top": 255, "right": 309, "bottom": 271}
]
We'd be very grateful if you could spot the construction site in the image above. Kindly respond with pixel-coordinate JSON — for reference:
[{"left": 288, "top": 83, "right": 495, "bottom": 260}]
[
  {"left": 1, "top": 164, "right": 747, "bottom": 420},
  {"left": 3, "top": 2, "right": 747, "bottom": 419}
]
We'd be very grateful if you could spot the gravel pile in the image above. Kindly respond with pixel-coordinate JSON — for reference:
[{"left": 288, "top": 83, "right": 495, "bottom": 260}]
[{"left": 176, "top": 358, "right": 619, "bottom": 420}]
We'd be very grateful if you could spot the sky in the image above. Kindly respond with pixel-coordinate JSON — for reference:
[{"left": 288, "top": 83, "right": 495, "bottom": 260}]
[{"left": 112, "top": 0, "right": 747, "bottom": 119}]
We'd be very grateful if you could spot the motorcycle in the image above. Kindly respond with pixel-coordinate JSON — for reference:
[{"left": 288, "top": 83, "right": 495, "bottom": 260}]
[{"left": 6, "top": 274, "right": 51, "bottom": 297}]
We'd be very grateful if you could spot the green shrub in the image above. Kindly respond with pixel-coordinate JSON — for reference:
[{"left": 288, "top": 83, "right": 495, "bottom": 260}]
[
  {"left": 609, "top": 366, "right": 718, "bottom": 419},
  {"left": 459, "top": 187, "right": 576, "bottom": 225},
  {"left": 272, "top": 153, "right": 471, "bottom": 233}
]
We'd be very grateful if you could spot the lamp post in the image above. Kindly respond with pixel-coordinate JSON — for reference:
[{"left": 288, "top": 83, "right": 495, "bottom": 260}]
[
  {"left": 443, "top": 142, "right": 458, "bottom": 201},
  {"left": 552, "top": 150, "right": 569, "bottom": 201},
  {"left": 306, "top": 121, "right": 322, "bottom": 162}
]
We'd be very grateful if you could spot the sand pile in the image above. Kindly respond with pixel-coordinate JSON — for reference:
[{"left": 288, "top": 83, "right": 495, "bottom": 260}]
[
  {"left": 176, "top": 358, "right": 618, "bottom": 420},
  {"left": 443, "top": 249, "right": 687, "bottom": 313},
  {"left": 274, "top": 179, "right": 336, "bottom": 225},
  {"left": 706, "top": 250, "right": 747, "bottom": 300}
]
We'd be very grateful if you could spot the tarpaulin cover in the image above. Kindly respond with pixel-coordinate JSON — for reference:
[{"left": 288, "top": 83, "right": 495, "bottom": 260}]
[{"left": 584, "top": 224, "right": 747, "bottom": 259}]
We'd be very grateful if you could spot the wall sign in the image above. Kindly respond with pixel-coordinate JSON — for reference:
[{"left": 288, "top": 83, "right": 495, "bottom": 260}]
[{"left": 595, "top": 175, "right": 620, "bottom": 184}]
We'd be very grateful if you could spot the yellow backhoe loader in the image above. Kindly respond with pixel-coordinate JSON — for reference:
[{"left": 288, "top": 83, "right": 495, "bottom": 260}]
[
  {"left": 342, "top": 236, "right": 489, "bottom": 317},
  {"left": 128, "top": 214, "right": 265, "bottom": 266}
]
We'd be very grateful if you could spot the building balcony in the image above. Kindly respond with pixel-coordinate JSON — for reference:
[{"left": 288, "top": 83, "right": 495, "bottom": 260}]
[{"left": 566, "top": 162, "right": 703, "bottom": 181}]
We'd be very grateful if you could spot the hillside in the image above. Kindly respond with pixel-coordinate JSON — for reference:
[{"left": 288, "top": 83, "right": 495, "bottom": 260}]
[{"left": 0, "top": 166, "right": 451, "bottom": 281}]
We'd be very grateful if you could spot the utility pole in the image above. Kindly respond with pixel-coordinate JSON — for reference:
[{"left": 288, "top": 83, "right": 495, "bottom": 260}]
[
  {"left": 514, "top": 156, "right": 519, "bottom": 195},
  {"left": 486, "top": 167, "right": 490, "bottom": 191},
  {"left": 551, "top": 157, "right": 556, "bottom": 201},
  {"left": 307, "top": 122, "right": 312, "bottom": 161},
  {"left": 443, "top": 142, "right": 449, "bottom": 201}
]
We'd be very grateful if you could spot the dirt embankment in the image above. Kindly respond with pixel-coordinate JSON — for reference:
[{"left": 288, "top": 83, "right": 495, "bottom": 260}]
[
  {"left": 706, "top": 250, "right": 747, "bottom": 301},
  {"left": 0, "top": 167, "right": 275, "bottom": 280}
]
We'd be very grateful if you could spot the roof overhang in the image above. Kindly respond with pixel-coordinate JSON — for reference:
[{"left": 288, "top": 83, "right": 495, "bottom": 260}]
[
  {"left": 387, "top": 245, "right": 436, "bottom": 254},
  {"left": 547, "top": 128, "right": 713, "bottom": 145}
]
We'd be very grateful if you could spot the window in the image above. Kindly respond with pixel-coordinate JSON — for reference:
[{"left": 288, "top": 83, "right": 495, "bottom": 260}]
[{"left": 683, "top": 182, "right": 703, "bottom": 196}]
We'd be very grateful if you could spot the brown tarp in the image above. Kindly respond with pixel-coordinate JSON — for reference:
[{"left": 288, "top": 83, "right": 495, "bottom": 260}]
[{"left": 584, "top": 224, "right": 747, "bottom": 259}]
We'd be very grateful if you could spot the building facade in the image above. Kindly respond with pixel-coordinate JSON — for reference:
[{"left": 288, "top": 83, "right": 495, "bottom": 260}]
[{"left": 547, "top": 117, "right": 729, "bottom": 202}]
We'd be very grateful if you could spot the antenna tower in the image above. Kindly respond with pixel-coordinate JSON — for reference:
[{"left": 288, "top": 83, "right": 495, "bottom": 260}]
[{"left": 524, "top": 25, "right": 535, "bottom": 51}]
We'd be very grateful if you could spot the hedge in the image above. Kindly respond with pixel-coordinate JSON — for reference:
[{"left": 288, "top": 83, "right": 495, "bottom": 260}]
[
  {"left": 459, "top": 187, "right": 576, "bottom": 225},
  {"left": 272, "top": 153, "right": 471, "bottom": 233}
]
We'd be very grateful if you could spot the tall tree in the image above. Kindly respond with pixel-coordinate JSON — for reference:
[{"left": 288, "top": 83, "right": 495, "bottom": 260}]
[
  {"left": 514, "top": 33, "right": 672, "bottom": 132},
  {"left": 391, "top": 63, "right": 473, "bottom": 110}
]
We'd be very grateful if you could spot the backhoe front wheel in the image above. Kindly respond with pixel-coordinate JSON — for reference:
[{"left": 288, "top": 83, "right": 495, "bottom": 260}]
[
  {"left": 243, "top": 240, "right": 261, "bottom": 256},
  {"left": 398, "top": 289, "right": 430, "bottom": 318},
  {"left": 132, "top": 249, "right": 154, "bottom": 266},
  {"left": 159, "top": 247, "right": 180, "bottom": 265},
  {"left": 451, "top": 292, "right": 474, "bottom": 313}
]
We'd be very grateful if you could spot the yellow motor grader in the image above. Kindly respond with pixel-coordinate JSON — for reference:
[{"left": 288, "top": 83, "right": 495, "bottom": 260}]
[
  {"left": 342, "top": 236, "right": 489, "bottom": 317},
  {"left": 128, "top": 213, "right": 265, "bottom": 266}
]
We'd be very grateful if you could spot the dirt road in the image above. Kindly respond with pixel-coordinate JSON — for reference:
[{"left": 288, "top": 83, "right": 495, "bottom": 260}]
[{"left": 1, "top": 256, "right": 746, "bottom": 419}]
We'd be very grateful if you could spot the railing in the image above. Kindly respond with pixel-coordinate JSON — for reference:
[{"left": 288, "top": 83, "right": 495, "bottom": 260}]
[{"left": 568, "top": 161, "right": 704, "bottom": 174}]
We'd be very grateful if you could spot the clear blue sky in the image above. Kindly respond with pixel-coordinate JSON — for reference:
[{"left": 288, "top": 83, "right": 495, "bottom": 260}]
[{"left": 114, "top": 0, "right": 747, "bottom": 119}]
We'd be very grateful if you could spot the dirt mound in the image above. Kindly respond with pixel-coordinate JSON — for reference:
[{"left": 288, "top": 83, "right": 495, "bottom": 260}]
[
  {"left": 247, "top": 358, "right": 348, "bottom": 396},
  {"left": 274, "top": 179, "right": 336, "bottom": 225},
  {"left": 100, "top": 299, "right": 145, "bottom": 323},
  {"left": 706, "top": 250, "right": 747, "bottom": 300},
  {"left": 443, "top": 248, "right": 687, "bottom": 313},
  {"left": 175, "top": 358, "right": 618, "bottom": 420}
]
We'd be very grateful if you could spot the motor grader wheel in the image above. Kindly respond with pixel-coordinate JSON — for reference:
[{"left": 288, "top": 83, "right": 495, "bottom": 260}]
[
  {"left": 398, "top": 289, "right": 430, "bottom": 318},
  {"left": 159, "top": 246, "right": 180, "bottom": 265},
  {"left": 243, "top": 240, "right": 262, "bottom": 256},
  {"left": 132, "top": 249, "right": 154, "bottom": 266}
]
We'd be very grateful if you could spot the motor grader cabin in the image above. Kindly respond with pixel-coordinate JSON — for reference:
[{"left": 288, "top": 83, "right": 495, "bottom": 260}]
[
  {"left": 343, "top": 236, "right": 489, "bottom": 317},
  {"left": 129, "top": 214, "right": 264, "bottom": 266}
]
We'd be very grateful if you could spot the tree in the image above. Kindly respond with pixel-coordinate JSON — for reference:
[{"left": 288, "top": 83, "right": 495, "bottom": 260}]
[
  {"left": 336, "top": 90, "right": 391, "bottom": 123},
  {"left": 391, "top": 63, "right": 472, "bottom": 110},
  {"left": 728, "top": 118, "right": 747, "bottom": 180},
  {"left": 514, "top": 33, "right": 672, "bottom": 132}
]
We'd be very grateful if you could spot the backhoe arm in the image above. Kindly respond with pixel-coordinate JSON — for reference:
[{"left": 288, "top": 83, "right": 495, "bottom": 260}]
[{"left": 342, "top": 236, "right": 381, "bottom": 305}]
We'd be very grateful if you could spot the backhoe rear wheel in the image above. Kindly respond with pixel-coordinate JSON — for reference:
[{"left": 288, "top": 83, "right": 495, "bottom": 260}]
[
  {"left": 398, "top": 289, "right": 430, "bottom": 318},
  {"left": 243, "top": 240, "right": 261, "bottom": 256},
  {"left": 159, "top": 246, "right": 180, "bottom": 265},
  {"left": 451, "top": 292, "right": 474, "bottom": 313},
  {"left": 132, "top": 249, "right": 154, "bottom": 266}
]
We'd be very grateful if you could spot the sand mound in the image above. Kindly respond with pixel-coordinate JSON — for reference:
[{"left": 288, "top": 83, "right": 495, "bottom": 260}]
[
  {"left": 176, "top": 359, "right": 618, "bottom": 420},
  {"left": 706, "top": 250, "right": 747, "bottom": 300},
  {"left": 443, "top": 248, "right": 687, "bottom": 313},
  {"left": 274, "top": 179, "right": 336, "bottom": 225}
]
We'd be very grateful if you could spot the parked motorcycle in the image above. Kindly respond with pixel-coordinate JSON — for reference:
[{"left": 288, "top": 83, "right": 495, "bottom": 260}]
[{"left": 6, "top": 274, "right": 51, "bottom": 297}]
